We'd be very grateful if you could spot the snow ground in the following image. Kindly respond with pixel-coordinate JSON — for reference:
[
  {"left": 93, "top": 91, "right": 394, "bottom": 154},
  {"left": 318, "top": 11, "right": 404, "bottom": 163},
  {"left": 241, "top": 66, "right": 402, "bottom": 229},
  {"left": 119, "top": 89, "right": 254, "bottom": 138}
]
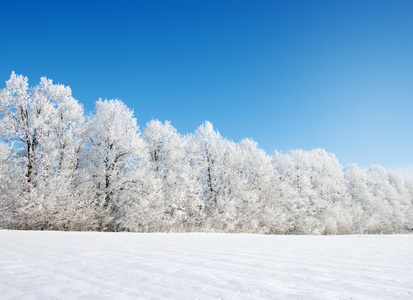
[{"left": 0, "top": 231, "right": 412, "bottom": 299}]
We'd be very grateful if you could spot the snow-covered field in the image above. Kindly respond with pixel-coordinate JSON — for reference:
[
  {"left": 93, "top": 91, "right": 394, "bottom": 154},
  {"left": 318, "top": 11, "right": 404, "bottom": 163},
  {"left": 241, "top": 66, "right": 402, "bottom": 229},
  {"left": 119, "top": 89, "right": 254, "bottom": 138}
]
[{"left": 0, "top": 231, "right": 412, "bottom": 299}]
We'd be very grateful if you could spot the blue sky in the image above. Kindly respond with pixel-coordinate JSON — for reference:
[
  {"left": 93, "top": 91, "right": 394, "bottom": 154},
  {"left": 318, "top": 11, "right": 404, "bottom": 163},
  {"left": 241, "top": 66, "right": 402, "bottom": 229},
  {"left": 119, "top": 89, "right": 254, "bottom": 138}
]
[{"left": 1, "top": 0, "right": 412, "bottom": 175}]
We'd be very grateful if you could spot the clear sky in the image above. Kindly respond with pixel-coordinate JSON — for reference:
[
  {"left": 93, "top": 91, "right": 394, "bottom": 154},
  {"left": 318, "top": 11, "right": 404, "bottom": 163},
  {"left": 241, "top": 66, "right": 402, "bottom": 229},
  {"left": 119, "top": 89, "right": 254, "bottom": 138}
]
[{"left": 1, "top": 0, "right": 412, "bottom": 176}]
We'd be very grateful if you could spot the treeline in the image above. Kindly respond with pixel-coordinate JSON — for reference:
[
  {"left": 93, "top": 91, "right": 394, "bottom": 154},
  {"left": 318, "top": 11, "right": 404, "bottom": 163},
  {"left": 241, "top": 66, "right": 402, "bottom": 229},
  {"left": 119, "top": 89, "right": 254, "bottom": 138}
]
[{"left": 0, "top": 72, "right": 412, "bottom": 234}]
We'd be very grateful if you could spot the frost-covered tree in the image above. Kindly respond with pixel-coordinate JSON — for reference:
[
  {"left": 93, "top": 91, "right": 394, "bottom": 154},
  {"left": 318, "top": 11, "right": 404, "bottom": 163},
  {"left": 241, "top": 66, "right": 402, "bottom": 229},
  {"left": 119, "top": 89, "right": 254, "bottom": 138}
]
[
  {"left": 359, "top": 165, "right": 413, "bottom": 233},
  {"left": 143, "top": 119, "right": 183, "bottom": 229},
  {"left": 274, "top": 149, "right": 352, "bottom": 234},
  {"left": 2, "top": 72, "right": 413, "bottom": 234},
  {"left": 142, "top": 120, "right": 203, "bottom": 231},
  {"left": 0, "top": 142, "right": 14, "bottom": 228},
  {"left": 344, "top": 164, "right": 372, "bottom": 233},
  {"left": 194, "top": 121, "right": 241, "bottom": 230},
  {"left": 33, "top": 77, "right": 98, "bottom": 231},
  {"left": 84, "top": 99, "right": 147, "bottom": 231},
  {"left": 0, "top": 72, "right": 97, "bottom": 230},
  {"left": 343, "top": 164, "right": 413, "bottom": 234},
  {"left": 233, "top": 139, "right": 287, "bottom": 233},
  {"left": 0, "top": 72, "right": 52, "bottom": 189},
  {"left": 386, "top": 169, "right": 413, "bottom": 231}
]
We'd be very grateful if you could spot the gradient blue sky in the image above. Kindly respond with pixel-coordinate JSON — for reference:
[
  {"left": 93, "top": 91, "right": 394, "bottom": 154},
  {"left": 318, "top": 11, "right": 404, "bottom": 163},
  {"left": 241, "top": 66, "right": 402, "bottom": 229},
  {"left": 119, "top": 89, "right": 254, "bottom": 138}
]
[{"left": 1, "top": 0, "right": 412, "bottom": 175}]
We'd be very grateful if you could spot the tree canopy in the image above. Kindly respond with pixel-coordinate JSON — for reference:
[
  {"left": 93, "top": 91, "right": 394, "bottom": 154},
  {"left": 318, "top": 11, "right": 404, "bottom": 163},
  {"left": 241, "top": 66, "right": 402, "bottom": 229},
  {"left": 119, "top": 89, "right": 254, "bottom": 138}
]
[{"left": 1, "top": 73, "right": 412, "bottom": 234}]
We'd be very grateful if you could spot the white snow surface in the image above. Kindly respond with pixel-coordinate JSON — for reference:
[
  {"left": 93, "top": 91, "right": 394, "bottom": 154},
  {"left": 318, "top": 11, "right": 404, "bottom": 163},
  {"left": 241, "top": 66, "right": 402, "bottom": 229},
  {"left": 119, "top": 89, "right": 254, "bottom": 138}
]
[{"left": 0, "top": 231, "right": 412, "bottom": 299}]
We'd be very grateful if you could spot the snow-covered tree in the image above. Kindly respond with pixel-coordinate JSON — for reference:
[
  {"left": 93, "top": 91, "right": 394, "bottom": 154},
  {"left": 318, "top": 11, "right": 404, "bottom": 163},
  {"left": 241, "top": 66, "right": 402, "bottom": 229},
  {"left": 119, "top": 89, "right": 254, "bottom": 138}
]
[
  {"left": 344, "top": 164, "right": 413, "bottom": 234},
  {"left": 0, "top": 142, "right": 14, "bottom": 228},
  {"left": 233, "top": 139, "right": 286, "bottom": 233},
  {"left": 274, "top": 149, "right": 352, "bottom": 234},
  {"left": 194, "top": 121, "right": 241, "bottom": 230},
  {"left": 386, "top": 169, "right": 413, "bottom": 231},
  {"left": 142, "top": 120, "right": 203, "bottom": 231},
  {"left": 0, "top": 72, "right": 98, "bottom": 230},
  {"left": 83, "top": 99, "right": 147, "bottom": 231},
  {"left": 0, "top": 72, "right": 52, "bottom": 189},
  {"left": 2, "top": 72, "right": 412, "bottom": 234},
  {"left": 344, "top": 164, "right": 372, "bottom": 233},
  {"left": 358, "top": 165, "right": 413, "bottom": 233}
]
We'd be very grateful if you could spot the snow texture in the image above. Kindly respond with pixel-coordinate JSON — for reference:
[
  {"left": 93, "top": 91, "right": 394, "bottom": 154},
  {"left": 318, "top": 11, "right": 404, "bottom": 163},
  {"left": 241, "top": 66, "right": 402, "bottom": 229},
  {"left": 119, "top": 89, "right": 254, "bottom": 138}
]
[{"left": 0, "top": 231, "right": 412, "bottom": 299}]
